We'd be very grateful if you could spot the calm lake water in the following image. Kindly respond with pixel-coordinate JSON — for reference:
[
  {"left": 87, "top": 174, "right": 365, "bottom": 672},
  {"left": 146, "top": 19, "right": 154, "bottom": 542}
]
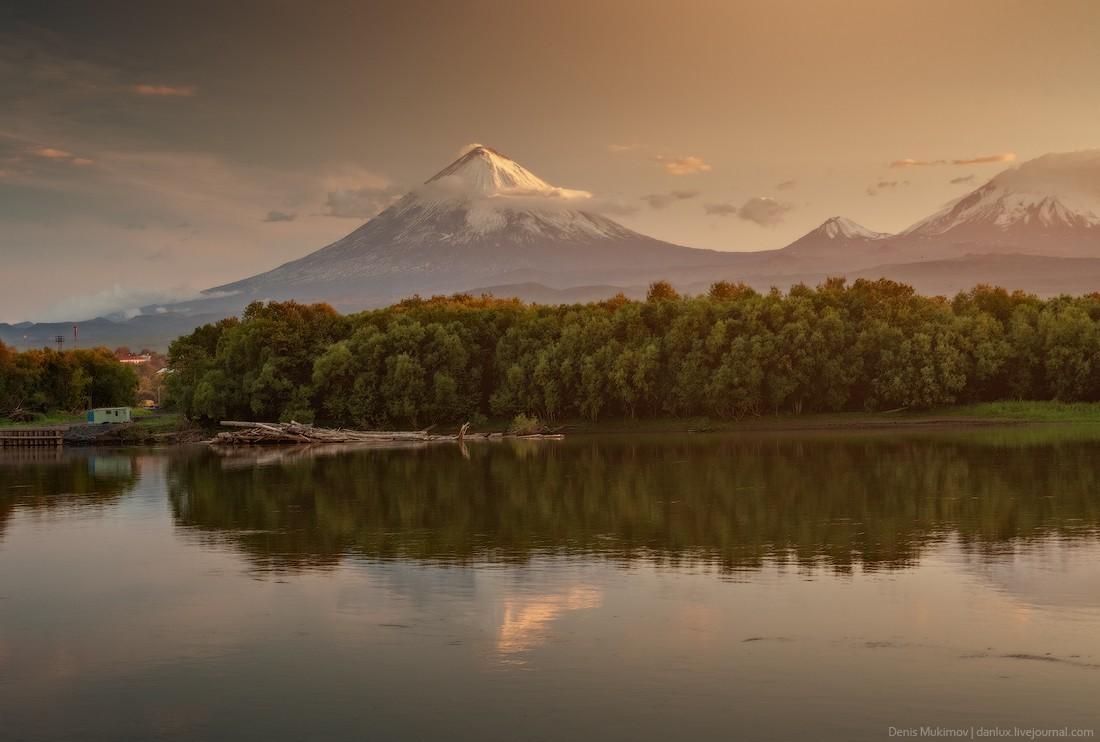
[{"left": 2, "top": 430, "right": 1099, "bottom": 741}]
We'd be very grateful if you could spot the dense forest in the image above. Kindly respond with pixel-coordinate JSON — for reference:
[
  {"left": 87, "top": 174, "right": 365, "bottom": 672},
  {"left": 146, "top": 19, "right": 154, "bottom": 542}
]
[
  {"left": 165, "top": 278, "right": 1100, "bottom": 426},
  {"left": 0, "top": 345, "right": 137, "bottom": 419}
]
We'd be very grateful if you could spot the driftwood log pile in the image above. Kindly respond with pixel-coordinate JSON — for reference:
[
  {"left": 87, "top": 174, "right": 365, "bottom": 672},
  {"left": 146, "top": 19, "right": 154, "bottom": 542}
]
[{"left": 209, "top": 420, "right": 564, "bottom": 446}]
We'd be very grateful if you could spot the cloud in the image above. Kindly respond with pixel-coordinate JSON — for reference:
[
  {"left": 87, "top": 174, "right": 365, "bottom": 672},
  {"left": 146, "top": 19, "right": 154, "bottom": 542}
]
[
  {"left": 775, "top": 179, "right": 797, "bottom": 191},
  {"left": 457, "top": 142, "right": 486, "bottom": 156},
  {"left": 889, "top": 152, "right": 1016, "bottom": 168},
  {"left": 865, "top": 179, "right": 909, "bottom": 196},
  {"left": 703, "top": 202, "right": 739, "bottom": 217},
  {"left": 706, "top": 197, "right": 794, "bottom": 225},
  {"left": 262, "top": 210, "right": 296, "bottom": 222},
  {"left": 608, "top": 143, "right": 640, "bottom": 153},
  {"left": 33, "top": 147, "right": 73, "bottom": 159},
  {"left": 950, "top": 174, "right": 976, "bottom": 185},
  {"left": 37, "top": 284, "right": 207, "bottom": 322},
  {"left": 889, "top": 158, "right": 932, "bottom": 168},
  {"left": 954, "top": 153, "right": 1017, "bottom": 166},
  {"left": 324, "top": 185, "right": 405, "bottom": 218},
  {"left": 26, "top": 145, "right": 95, "bottom": 167},
  {"left": 592, "top": 200, "right": 640, "bottom": 216},
  {"left": 131, "top": 84, "right": 196, "bottom": 97},
  {"left": 654, "top": 155, "right": 712, "bottom": 175},
  {"left": 737, "top": 196, "right": 794, "bottom": 226},
  {"left": 640, "top": 189, "right": 699, "bottom": 209}
]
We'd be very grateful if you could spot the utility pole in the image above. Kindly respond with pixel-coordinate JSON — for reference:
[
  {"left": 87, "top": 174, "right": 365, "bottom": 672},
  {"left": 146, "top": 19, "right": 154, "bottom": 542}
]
[{"left": 73, "top": 325, "right": 79, "bottom": 349}]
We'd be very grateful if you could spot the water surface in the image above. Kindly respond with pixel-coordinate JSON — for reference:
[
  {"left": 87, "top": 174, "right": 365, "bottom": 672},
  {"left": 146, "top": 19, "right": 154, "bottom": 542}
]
[{"left": 2, "top": 430, "right": 1099, "bottom": 741}]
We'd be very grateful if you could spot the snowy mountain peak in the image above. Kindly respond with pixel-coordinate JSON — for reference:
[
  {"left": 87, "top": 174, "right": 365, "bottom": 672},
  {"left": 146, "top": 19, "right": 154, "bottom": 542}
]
[
  {"left": 425, "top": 144, "right": 590, "bottom": 201},
  {"left": 816, "top": 216, "right": 886, "bottom": 240},
  {"left": 905, "top": 149, "right": 1100, "bottom": 238},
  {"left": 428, "top": 145, "right": 556, "bottom": 195}
]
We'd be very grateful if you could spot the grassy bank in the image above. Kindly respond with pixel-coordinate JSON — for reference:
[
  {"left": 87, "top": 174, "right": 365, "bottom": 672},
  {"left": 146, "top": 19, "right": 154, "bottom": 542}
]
[
  {"left": 0, "top": 411, "right": 84, "bottom": 428},
  {"left": 7, "top": 401, "right": 1100, "bottom": 442},
  {"left": 932, "top": 401, "right": 1100, "bottom": 422},
  {"left": 0, "top": 408, "right": 201, "bottom": 445},
  {"left": 501, "top": 401, "right": 1100, "bottom": 435}
]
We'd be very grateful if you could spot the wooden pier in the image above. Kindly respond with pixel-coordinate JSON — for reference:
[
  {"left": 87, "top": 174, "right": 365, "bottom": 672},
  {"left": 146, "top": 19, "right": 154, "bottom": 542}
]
[{"left": 0, "top": 427, "right": 67, "bottom": 447}]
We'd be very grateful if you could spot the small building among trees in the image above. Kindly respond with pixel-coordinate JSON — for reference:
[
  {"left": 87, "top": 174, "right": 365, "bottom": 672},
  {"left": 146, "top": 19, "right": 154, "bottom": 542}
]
[{"left": 87, "top": 407, "right": 131, "bottom": 424}]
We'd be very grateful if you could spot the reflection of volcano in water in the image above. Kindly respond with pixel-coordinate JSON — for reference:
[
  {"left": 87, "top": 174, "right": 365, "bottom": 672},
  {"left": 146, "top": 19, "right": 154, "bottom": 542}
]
[
  {"left": 166, "top": 432, "right": 1100, "bottom": 575},
  {"left": 963, "top": 541, "right": 1100, "bottom": 611}
]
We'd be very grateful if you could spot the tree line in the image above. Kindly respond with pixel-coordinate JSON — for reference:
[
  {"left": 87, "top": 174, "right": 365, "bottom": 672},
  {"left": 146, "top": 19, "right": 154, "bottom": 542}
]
[
  {"left": 0, "top": 345, "right": 138, "bottom": 419},
  {"left": 165, "top": 278, "right": 1100, "bottom": 426}
]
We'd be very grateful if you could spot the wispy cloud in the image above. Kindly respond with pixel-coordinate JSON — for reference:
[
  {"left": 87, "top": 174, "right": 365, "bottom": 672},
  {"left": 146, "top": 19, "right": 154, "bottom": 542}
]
[
  {"left": 457, "top": 142, "right": 487, "bottom": 157},
  {"left": 950, "top": 174, "right": 976, "bottom": 185},
  {"left": 131, "top": 84, "right": 196, "bottom": 97},
  {"left": 865, "top": 179, "right": 909, "bottom": 196},
  {"left": 706, "top": 196, "right": 794, "bottom": 226},
  {"left": 954, "top": 153, "right": 1017, "bottom": 166},
  {"left": 324, "top": 185, "right": 404, "bottom": 218},
  {"left": 737, "top": 196, "right": 793, "bottom": 226},
  {"left": 28, "top": 145, "right": 95, "bottom": 167},
  {"left": 890, "top": 152, "right": 1016, "bottom": 168},
  {"left": 33, "top": 147, "right": 73, "bottom": 159},
  {"left": 608, "top": 143, "right": 641, "bottom": 153},
  {"left": 37, "top": 284, "right": 207, "bottom": 322},
  {"left": 775, "top": 179, "right": 797, "bottom": 191},
  {"left": 703, "top": 203, "right": 739, "bottom": 216},
  {"left": 654, "top": 154, "right": 712, "bottom": 176},
  {"left": 262, "top": 210, "right": 296, "bottom": 222},
  {"left": 640, "top": 189, "right": 699, "bottom": 209}
]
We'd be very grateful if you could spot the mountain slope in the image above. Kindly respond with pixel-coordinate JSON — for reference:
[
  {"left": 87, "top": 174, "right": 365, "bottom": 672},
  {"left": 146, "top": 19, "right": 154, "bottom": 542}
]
[
  {"left": 772, "top": 216, "right": 894, "bottom": 269},
  {"left": 204, "top": 146, "right": 735, "bottom": 307},
  {"left": 898, "top": 150, "right": 1100, "bottom": 257}
]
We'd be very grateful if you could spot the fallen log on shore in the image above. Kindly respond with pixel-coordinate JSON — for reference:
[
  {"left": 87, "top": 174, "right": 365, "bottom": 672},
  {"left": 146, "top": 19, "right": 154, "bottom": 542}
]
[{"left": 209, "top": 421, "right": 563, "bottom": 445}]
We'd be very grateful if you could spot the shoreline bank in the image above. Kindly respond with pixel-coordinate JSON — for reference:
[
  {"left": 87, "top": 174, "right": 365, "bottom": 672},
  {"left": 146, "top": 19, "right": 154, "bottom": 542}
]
[{"left": 6, "top": 402, "right": 1100, "bottom": 447}]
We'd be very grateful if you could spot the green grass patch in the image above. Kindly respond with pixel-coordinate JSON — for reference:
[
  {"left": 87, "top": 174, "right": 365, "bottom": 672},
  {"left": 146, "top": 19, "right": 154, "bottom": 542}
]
[
  {"left": 471, "top": 402, "right": 1100, "bottom": 435},
  {"left": 0, "top": 410, "right": 84, "bottom": 428},
  {"left": 130, "top": 411, "right": 184, "bottom": 432},
  {"left": 934, "top": 401, "right": 1100, "bottom": 422}
]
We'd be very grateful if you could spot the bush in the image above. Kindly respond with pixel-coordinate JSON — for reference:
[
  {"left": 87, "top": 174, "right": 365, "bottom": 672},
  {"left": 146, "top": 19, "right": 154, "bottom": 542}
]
[{"left": 509, "top": 413, "right": 541, "bottom": 435}]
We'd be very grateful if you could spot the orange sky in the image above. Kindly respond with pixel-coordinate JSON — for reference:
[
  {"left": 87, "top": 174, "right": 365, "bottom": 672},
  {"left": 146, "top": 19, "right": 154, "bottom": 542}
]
[{"left": 1, "top": 0, "right": 1099, "bottom": 320}]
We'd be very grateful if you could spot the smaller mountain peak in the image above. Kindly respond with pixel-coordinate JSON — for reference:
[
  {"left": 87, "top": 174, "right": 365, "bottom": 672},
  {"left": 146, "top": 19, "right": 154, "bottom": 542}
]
[{"left": 817, "top": 216, "right": 885, "bottom": 240}]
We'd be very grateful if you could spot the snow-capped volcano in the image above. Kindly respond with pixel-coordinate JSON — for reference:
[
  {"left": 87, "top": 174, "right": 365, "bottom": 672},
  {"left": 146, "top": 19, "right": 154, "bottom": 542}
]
[
  {"left": 426, "top": 144, "right": 589, "bottom": 199},
  {"left": 383, "top": 144, "right": 634, "bottom": 243},
  {"left": 901, "top": 150, "right": 1100, "bottom": 255},
  {"left": 807, "top": 216, "right": 886, "bottom": 241},
  {"left": 205, "top": 145, "right": 728, "bottom": 307},
  {"left": 778, "top": 216, "right": 890, "bottom": 265}
]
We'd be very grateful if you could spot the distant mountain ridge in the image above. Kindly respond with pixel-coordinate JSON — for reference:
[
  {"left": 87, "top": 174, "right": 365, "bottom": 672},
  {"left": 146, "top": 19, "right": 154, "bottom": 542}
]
[{"left": 12, "top": 147, "right": 1100, "bottom": 350}]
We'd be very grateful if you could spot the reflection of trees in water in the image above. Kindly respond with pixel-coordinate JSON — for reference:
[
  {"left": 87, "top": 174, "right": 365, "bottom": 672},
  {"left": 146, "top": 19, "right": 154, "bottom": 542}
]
[
  {"left": 166, "top": 434, "right": 1100, "bottom": 574},
  {"left": 0, "top": 451, "right": 140, "bottom": 539}
]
